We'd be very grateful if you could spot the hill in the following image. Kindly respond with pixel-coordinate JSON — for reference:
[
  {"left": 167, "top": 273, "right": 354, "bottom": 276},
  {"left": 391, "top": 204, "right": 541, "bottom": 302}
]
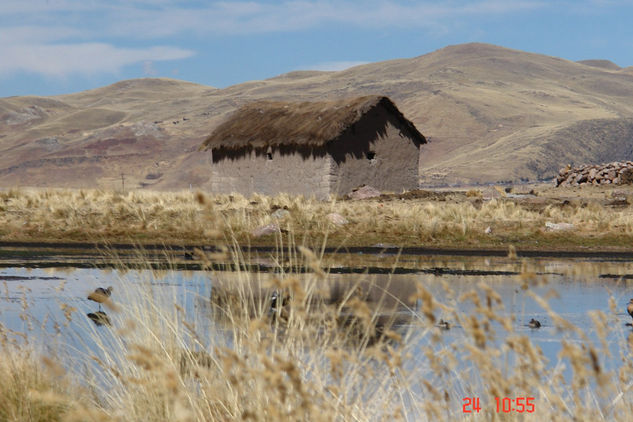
[{"left": 1, "top": 43, "right": 633, "bottom": 189}]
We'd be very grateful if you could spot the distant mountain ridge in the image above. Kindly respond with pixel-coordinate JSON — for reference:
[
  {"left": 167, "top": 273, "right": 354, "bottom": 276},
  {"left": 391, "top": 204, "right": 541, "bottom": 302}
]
[{"left": 1, "top": 43, "right": 633, "bottom": 190}]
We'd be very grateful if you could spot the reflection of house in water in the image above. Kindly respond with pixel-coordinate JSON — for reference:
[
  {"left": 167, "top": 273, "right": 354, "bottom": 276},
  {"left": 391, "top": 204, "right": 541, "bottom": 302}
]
[
  {"left": 201, "top": 96, "right": 426, "bottom": 198},
  {"left": 210, "top": 272, "right": 418, "bottom": 323}
]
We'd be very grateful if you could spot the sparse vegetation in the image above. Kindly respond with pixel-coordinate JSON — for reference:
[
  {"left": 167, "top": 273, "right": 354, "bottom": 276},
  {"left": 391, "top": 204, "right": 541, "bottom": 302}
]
[{"left": 4, "top": 44, "right": 633, "bottom": 188}]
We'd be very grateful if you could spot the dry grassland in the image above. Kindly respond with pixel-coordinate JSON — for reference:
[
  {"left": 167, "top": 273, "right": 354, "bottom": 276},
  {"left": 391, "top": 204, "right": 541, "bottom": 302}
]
[{"left": 1, "top": 186, "right": 633, "bottom": 251}]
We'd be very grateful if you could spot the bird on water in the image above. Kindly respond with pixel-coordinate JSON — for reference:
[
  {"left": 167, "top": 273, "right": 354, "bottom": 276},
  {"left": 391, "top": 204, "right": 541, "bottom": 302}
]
[
  {"left": 627, "top": 299, "right": 633, "bottom": 320},
  {"left": 437, "top": 319, "right": 450, "bottom": 330},
  {"left": 88, "top": 286, "right": 113, "bottom": 311},
  {"left": 528, "top": 318, "right": 541, "bottom": 329},
  {"left": 269, "top": 290, "right": 290, "bottom": 324}
]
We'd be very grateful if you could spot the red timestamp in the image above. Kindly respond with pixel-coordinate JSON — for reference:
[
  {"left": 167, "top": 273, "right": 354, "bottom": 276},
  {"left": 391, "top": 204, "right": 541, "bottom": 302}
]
[
  {"left": 495, "top": 397, "right": 535, "bottom": 413},
  {"left": 462, "top": 397, "right": 535, "bottom": 413}
]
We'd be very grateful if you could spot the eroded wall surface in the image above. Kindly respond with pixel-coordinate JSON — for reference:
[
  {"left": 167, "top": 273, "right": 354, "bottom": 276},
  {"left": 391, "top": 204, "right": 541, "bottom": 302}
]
[
  {"left": 210, "top": 147, "right": 332, "bottom": 198},
  {"left": 328, "top": 105, "right": 420, "bottom": 194}
]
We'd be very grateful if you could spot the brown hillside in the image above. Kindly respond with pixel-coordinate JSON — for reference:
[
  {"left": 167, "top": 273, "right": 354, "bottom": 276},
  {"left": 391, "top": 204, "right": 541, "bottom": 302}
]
[
  {"left": 1, "top": 43, "right": 633, "bottom": 190},
  {"left": 577, "top": 59, "right": 621, "bottom": 71}
]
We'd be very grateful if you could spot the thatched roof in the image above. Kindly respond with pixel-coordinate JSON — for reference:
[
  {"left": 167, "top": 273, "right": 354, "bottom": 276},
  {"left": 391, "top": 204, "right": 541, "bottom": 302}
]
[{"left": 201, "top": 96, "right": 425, "bottom": 151}]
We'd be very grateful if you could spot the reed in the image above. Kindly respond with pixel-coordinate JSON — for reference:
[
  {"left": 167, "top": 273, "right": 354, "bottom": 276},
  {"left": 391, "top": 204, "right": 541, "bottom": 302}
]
[{"left": 2, "top": 206, "right": 633, "bottom": 420}]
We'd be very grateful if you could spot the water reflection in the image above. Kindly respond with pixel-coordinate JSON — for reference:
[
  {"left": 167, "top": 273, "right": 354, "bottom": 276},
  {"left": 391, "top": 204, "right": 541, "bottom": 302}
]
[
  {"left": 86, "top": 311, "right": 111, "bottom": 327},
  {"left": 1, "top": 258, "right": 633, "bottom": 373}
]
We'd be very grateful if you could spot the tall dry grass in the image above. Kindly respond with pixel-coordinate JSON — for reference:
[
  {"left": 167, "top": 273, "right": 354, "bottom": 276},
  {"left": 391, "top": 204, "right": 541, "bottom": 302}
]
[
  {"left": 1, "top": 187, "right": 633, "bottom": 249},
  {"left": 2, "top": 188, "right": 633, "bottom": 420},
  {"left": 0, "top": 235, "right": 422, "bottom": 421},
  {"left": 2, "top": 236, "right": 633, "bottom": 421}
]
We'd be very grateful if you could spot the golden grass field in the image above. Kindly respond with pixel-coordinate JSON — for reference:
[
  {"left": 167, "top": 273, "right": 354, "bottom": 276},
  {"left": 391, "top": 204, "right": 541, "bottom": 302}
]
[
  {"left": 1, "top": 184, "right": 633, "bottom": 251},
  {"left": 2, "top": 237, "right": 633, "bottom": 421}
]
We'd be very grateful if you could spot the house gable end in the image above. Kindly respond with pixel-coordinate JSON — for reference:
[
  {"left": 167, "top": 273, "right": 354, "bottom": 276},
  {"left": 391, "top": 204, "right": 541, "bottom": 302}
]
[{"left": 326, "top": 101, "right": 422, "bottom": 193}]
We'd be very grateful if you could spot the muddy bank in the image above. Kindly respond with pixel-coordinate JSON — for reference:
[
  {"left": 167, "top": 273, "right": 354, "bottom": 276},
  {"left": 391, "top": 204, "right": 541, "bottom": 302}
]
[
  {"left": 2, "top": 241, "right": 633, "bottom": 277},
  {"left": 2, "top": 240, "right": 633, "bottom": 259}
]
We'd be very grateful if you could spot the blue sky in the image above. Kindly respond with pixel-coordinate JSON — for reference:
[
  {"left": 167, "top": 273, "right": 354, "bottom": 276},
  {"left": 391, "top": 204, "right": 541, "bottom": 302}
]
[{"left": 1, "top": 0, "right": 632, "bottom": 97}]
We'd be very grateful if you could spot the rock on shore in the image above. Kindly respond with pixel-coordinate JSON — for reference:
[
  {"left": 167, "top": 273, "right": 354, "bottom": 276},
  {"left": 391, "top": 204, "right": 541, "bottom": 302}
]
[{"left": 556, "top": 162, "right": 633, "bottom": 186}]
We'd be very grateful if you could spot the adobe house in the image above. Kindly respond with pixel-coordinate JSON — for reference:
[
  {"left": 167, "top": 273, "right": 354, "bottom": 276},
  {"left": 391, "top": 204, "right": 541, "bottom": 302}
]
[{"left": 200, "top": 96, "right": 426, "bottom": 198}]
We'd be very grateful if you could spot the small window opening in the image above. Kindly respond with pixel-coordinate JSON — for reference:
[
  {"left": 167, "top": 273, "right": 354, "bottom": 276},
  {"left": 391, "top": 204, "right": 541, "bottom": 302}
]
[
  {"left": 366, "top": 151, "right": 376, "bottom": 160},
  {"left": 266, "top": 146, "right": 273, "bottom": 161}
]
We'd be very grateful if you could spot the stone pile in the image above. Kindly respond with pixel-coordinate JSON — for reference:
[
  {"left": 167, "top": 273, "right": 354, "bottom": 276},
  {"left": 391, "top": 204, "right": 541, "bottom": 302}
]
[
  {"left": 556, "top": 162, "right": 633, "bottom": 186},
  {"left": 346, "top": 185, "right": 381, "bottom": 200}
]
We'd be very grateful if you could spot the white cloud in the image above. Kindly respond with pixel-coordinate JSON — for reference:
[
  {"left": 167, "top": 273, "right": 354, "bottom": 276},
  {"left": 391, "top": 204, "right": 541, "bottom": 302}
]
[
  {"left": 0, "top": 26, "right": 81, "bottom": 42},
  {"left": 1, "top": 1, "right": 548, "bottom": 39},
  {"left": 0, "top": 42, "right": 194, "bottom": 77},
  {"left": 104, "top": 1, "right": 546, "bottom": 37},
  {"left": 0, "top": 0, "right": 554, "bottom": 78},
  {"left": 143, "top": 60, "right": 158, "bottom": 76},
  {"left": 0, "top": 5, "right": 194, "bottom": 77}
]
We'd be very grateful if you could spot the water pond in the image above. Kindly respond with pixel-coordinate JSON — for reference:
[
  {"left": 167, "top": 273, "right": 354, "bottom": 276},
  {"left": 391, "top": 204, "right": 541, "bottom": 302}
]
[
  {"left": 2, "top": 252, "right": 633, "bottom": 417},
  {"left": 2, "top": 253, "right": 633, "bottom": 359}
]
